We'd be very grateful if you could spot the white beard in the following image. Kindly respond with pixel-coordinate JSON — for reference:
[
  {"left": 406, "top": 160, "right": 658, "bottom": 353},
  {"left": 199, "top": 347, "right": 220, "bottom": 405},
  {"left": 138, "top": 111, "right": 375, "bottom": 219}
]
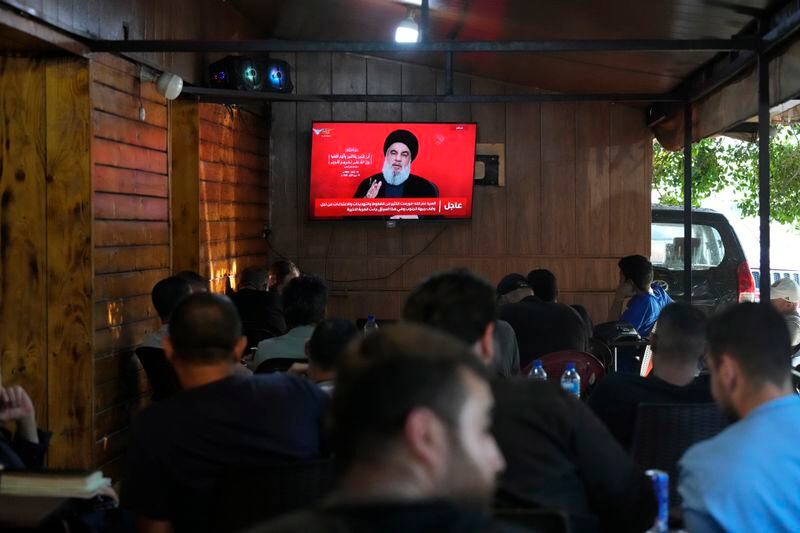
[{"left": 382, "top": 158, "right": 411, "bottom": 186}]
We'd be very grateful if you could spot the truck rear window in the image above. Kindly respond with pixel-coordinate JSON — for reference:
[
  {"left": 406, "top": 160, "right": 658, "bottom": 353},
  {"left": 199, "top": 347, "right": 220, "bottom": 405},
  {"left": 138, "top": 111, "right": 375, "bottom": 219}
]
[{"left": 651, "top": 223, "right": 726, "bottom": 271}]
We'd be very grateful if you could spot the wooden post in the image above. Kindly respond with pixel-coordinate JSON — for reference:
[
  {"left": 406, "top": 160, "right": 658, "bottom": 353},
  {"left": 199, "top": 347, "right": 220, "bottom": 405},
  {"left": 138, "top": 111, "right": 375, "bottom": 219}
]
[
  {"left": 169, "top": 99, "right": 200, "bottom": 274},
  {"left": 45, "top": 57, "right": 94, "bottom": 468}
]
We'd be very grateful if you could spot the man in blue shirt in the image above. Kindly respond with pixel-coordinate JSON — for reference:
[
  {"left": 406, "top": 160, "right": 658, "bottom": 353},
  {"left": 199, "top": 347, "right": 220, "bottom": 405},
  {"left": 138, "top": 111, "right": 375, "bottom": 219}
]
[
  {"left": 678, "top": 302, "right": 800, "bottom": 533},
  {"left": 610, "top": 255, "right": 672, "bottom": 337}
]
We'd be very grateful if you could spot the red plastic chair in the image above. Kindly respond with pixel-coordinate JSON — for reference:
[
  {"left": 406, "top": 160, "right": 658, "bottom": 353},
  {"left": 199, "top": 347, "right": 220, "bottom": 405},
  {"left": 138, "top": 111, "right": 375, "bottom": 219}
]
[{"left": 523, "top": 350, "right": 606, "bottom": 396}]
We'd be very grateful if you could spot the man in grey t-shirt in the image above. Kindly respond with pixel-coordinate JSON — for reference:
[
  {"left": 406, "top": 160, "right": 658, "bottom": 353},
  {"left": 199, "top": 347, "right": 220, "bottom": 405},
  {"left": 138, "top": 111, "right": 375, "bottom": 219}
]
[{"left": 770, "top": 278, "right": 800, "bottom": 350}]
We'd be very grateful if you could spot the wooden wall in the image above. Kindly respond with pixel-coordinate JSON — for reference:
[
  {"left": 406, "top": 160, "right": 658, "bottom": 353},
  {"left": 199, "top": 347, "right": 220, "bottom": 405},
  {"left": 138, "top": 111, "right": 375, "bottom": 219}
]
[
  {"left": 198, "top": 104, "right": 269, "bottom": 293},
  {"left": 0, "top": 56, "right": 93, "bottom": 468},
  {"left": 270, "top": 54, "right": 652, "bottom": 324},
  {"left": 91, "top": 52, "right": 169, "bottom": 480}
]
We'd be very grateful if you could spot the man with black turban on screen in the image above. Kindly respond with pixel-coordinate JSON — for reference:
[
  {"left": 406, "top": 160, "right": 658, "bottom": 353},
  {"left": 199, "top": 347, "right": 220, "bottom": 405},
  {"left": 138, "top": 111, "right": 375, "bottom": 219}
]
[{"left": 354, "top": 129, "right": 439, "bottom": 199}]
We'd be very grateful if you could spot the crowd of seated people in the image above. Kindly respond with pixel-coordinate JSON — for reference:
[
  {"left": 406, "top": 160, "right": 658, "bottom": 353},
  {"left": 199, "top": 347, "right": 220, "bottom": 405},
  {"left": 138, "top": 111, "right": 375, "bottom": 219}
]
[{"left": 12, "top": 252, "right": 797, "bottom": 533}]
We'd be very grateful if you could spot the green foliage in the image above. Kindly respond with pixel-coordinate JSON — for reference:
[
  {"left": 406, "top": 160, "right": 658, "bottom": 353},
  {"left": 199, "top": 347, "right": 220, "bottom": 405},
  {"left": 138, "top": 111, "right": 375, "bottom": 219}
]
[{"left": 653, "top": 123, "right": 800, "bottom": 228}]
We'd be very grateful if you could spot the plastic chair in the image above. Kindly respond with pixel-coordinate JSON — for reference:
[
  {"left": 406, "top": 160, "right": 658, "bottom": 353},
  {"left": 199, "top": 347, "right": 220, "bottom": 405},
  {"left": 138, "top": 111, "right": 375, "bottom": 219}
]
[
  {"left": 211, "top": 458, "right": 338, "bottom": 532},
  {"left": 522, "top": 350, "right": 605, "bottom": 396},
  {"left": 134, "top": 346, "right": 181, "bottom": 401},
  {"left": 494, "top": 508, "right": 571, "bottom": 533},
  {"left": 630, "top": 403, "right": 728, "bottom": 506}
]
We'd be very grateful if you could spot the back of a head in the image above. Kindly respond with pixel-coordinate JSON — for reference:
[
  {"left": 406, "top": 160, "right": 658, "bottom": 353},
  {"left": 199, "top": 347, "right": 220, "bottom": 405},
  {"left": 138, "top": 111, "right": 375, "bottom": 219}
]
[
  {"left": 282, "top": 275, "right": 328, "bottom": 329},
  {"left": 307, "top": 318, "right": 359, "bottom": 371},
  {"left": 527, "top": 269, "right": 558, "bottom": 303},
  {"left": 618, "top": 254, "right": 654, "bottom": 292},
  {"left": 168, "top": 292, "right": 242, "bottom": 364},
  {"left": 152, "top": 276, "right": 192, "bottom": 322},
  {"left": 269, "top": 260, "right": 299, "bottom": 289},
  {"left": 706, "top": 302, "right": 791, "bottom": 387},
  {"left": 239, "top": 266, "right": 268, "bottom": 290},
  {"left": 175, "top": 270, "right": 209, "bottom": 293},
  {"left": 404, "top": 269, "right": 496, "bottom": 345},
  {"left": 653, "top": 303, "right": 708, "bottom": 366},
  {"left": 333, "top": 323, "right": 489, "bottom": 467}
]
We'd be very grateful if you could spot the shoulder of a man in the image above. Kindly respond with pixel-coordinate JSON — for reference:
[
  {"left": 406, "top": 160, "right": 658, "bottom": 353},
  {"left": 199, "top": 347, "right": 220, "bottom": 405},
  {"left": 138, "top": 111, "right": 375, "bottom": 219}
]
[{"left": 244, "top": 508, "right": 334, "bottom": 533}]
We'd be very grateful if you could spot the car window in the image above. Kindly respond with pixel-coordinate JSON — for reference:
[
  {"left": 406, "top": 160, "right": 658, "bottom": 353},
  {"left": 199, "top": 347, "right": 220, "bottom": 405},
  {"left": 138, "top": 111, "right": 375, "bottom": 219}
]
[{"left": 651, "top": 223, "right": 726, "bottom": 271}]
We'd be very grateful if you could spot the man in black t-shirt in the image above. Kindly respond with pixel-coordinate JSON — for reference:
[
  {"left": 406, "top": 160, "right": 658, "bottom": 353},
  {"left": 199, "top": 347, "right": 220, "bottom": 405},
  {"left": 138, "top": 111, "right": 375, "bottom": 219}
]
[
  {"left": 588, "top": 303, "right": 713, "bottom": 450},
  {"left": 122, "top": 293, "right": 327, "bottom": 533},
  {"left": 403, "top": 269, "right": 656, "bottom": 533},
  {"left": 230, "top": 266, "right": 287, "bottom": 341}
]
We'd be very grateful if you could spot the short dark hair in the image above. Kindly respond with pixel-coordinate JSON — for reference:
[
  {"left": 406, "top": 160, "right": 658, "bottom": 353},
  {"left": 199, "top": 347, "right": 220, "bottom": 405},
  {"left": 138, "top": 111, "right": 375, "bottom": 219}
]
[
  {"left": 403, "top": 269, "right": 496, "bottom": 345},
  {"left": 239, "top": 266, "right": 268, "bottom": 290},
  {"left": 282, "top": 275, "right": 328, "bottom": 328},
  {"left": 152, "top": 276, "right": 192, "bottom": 321},
  {"left": 706, "top": 302, "right": 791, "bottom": 387},
  {"left": 168, "top": 292, "right": 242, "bottom": 364},
  {"left": 618, "top": 255, "right": 654, "bottom": 292},
  {"left": 175, "top": 270, "right": 209, "bottom": 292},
  {"left": 653, "top": 303, "right": 708, "bottom": 365},
  {"left": 333, "top": 324, "right": 489, "bottom": 466},
  {"left": 528, "top": 269, "right": 558, "bottom": 302},
  {"left": 269, "top": 260, "right": 299, "bottom": 281},
  {"left": 307, "top": 318, "right": 359, "bottom": 371}
]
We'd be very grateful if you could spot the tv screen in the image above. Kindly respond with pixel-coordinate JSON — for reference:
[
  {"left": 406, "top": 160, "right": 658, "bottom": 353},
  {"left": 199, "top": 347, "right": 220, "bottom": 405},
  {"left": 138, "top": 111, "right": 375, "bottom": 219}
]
[{"left": 309, "top": 122, "right": 477, "bottom": 220}]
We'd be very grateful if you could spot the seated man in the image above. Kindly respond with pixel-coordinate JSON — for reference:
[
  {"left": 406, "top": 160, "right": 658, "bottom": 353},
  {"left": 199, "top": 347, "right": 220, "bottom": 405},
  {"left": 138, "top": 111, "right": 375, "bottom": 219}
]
[
  {"left": 229, "top": 266, "right": 287, "bottom": 339},
  {"left": 250, "top": 275, "right": 328, "bottom": 370},
  {"left": 769, "top": 277, "right": 800, "bottom": 350},
  {"left": 305, "top": 318, "right": 359, "bottom": 394},
  {"left": 610, "top": 255, "right": 672, "bottom": 337},
  {"left": 140, "top": 276, "right": 192, "bottom": 350},
  {"left": 122, "top": 293, "right": 328, "bottom": 533},
  {"left": 404, "top": 269, "right": 656, "bottom": 533},
  {"left": 175, "top": 270, "right": 209, "bottom": 293},
  {"left": 268, "top": 260, "right": 300, "bottom": 294},
  {"left": 528, "top": 268, "right": 593, "bottom": 338},
  {"left": 496, "top": 273, "right": 588, "bottom": 370},
  {"left": 251, "top": 324, "right": 522, "bottom": 533},
  {"left": 679, "top": 303, "right": 800, "bottom": 533},
  {"left": 588, "top": 303, "right": 713, "bottom": 450},
  {"left": 0, "top": 383, "right": 50, "bottom": 469}
]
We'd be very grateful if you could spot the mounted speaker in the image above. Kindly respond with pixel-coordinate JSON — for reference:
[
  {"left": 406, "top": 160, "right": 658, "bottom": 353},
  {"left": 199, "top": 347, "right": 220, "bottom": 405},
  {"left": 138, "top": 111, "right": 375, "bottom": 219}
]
[{"left": 208, "top": 56, "right": 293, "bottom": 93}]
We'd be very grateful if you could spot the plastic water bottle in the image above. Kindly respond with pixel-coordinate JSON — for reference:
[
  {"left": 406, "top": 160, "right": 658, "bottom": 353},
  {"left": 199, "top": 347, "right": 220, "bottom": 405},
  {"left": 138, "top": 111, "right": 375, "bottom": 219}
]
[
  {"left": 560, "top": 362, "right": 581, "bottom": 399},
  {"left": 529, "top": 359, "right": 548, "bottom": 381},
  {"left": 363, "top": 314, "right": 379, "bottom": 335}
]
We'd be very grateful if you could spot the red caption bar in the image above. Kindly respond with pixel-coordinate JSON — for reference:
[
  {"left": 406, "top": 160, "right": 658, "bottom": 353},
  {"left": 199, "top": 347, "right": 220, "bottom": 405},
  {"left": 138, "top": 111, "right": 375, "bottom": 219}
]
[{"left": 314, "top": 197, "right": 469, "bottom": 218}]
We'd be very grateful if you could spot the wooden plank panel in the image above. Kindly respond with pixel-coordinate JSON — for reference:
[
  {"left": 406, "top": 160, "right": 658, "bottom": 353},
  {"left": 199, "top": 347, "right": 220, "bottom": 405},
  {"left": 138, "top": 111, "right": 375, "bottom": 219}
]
[
  {"left": 91, "top": 82, "right": 167, "bottom": 128},
  {"left": 296, "top": 101, "right": 332, "bottom": 257},
  {"left": 199, "top": 120, "right": 267, "bottom": 155},
  {"left": 609, "top": 105, "right": 651, "bottom": 256},
  {"left": 95, "top": 268, "right": 170, "bottom": 301},
  {"left": 94, "top": 165, "right": 168, "bottom": 197},
  {"left": 94, "top": 245, "right": 170, "bottom": 274},
  {"left": 576, "top": 102, "right": 611, "bottom": 256},
  {"left": 198, "top": 105, "right": 267, "bottom": 138},
  {"left": 505, "top": 102, "right": 541, "bottom": 256},
  {"left": 94, "top": 394, "right": 148, "bottom": 439},
  {"left": 95, "top": 294, "right": 157, "bottom": 330},
  {"left": 90, "top": 60, "right": 165, "bottom": 104},
  {"left": 95, "top": 192, "right": 168, "bottom": 221},
  {"left": 366, "top": 57, "right": 401, "bottom": 122},
  {"left": 200, "top": 161, "right": 266, "bottom": 185},
  {"left": 45, "top": 57, "right": 93, "bottom": 469},
  {"left": 93, "top": 110, "right": 167, "bottom": 152},
  {"left": 92, "top": 137, "right": 167, "bottom": 174},
  {"left": 95, "top": 318, "right": 161, "bottom": 357},
  {"left": 296, "top": 52, "right": 332, "bottom": 95},
  {"left": 540, "top": 103, "right": 577, "bottom": 256},
  {"left": 95, "top": 220, "right": 169, "bottom": 246},
  {"left": 170, "top": 99, "right": 200, "bottom": 274},
  {"left": 470, "top": 78, "right": 507, "bottom": 256},
  {"left": 198, "top": 142, "right": 268, "bottom": 171},
  {"left": 0, "top": 57, "right": 48, "bottom": 424}
]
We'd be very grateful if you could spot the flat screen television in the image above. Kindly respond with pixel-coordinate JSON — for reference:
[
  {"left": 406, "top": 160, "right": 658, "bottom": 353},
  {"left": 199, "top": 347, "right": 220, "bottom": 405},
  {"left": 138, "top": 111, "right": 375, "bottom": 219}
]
[{"left": 309, "top": 122, "right": 477, "bottom": 220}]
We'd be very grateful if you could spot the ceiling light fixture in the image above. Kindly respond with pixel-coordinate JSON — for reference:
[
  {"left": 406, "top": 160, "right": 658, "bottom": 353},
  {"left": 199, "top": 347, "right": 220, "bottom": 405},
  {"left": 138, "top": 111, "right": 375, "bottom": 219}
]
[{"left": 395, "top": 10, "right": 419, "bottom": 43}]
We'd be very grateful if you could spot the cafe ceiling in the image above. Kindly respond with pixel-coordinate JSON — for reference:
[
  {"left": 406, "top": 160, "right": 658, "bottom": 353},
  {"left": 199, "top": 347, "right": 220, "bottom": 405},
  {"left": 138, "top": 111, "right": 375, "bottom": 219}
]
[{"left": 226, "top": 0, "right": 783, "bottom": 95}]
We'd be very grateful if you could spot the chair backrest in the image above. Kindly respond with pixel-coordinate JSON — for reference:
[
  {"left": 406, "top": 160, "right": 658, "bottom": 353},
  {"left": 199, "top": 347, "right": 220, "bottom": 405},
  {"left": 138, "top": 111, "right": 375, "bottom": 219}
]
[
  {"left": 134, "top": 346, "right": 181, "bottom": 401},
  {"left": 211, "top": 458, "right": 338, "bottom": 532},
  {"left": 631, "top": 402, "right": 727, "bottom": 505},
  {"left": 523, "top": 350, "right": 605, "bottom": 396},
  {"left": 494, "top": 508, "right": 571, "bottom": 533},
  {"left": 255, "top": 357, "right": 307, "bottom": 374}
]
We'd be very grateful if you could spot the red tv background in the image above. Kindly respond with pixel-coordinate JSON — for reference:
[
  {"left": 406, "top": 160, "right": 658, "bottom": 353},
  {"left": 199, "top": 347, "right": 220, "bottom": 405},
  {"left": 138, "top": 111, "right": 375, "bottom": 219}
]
[{"left": 309, "top": 122, "right": 477, "bottom": 219}]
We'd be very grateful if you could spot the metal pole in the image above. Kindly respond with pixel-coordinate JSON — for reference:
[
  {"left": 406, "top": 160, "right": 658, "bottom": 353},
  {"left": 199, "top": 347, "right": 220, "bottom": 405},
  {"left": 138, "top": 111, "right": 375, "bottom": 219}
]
[
  {"left": 683, "top": 103, "right": 693, "bottom": 304},
  {"left": 420, "top": 0, "right": 430, "bottom": 43},
  {"left": 758, "top": 53, "right": 771, "bottom": 302}
]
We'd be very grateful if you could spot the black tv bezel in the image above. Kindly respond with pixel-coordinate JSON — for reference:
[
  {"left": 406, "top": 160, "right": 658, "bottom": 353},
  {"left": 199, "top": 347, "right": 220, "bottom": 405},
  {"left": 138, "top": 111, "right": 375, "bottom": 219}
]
[{"left": 307, "top": 120, "right": 479, "bottom": 223}]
